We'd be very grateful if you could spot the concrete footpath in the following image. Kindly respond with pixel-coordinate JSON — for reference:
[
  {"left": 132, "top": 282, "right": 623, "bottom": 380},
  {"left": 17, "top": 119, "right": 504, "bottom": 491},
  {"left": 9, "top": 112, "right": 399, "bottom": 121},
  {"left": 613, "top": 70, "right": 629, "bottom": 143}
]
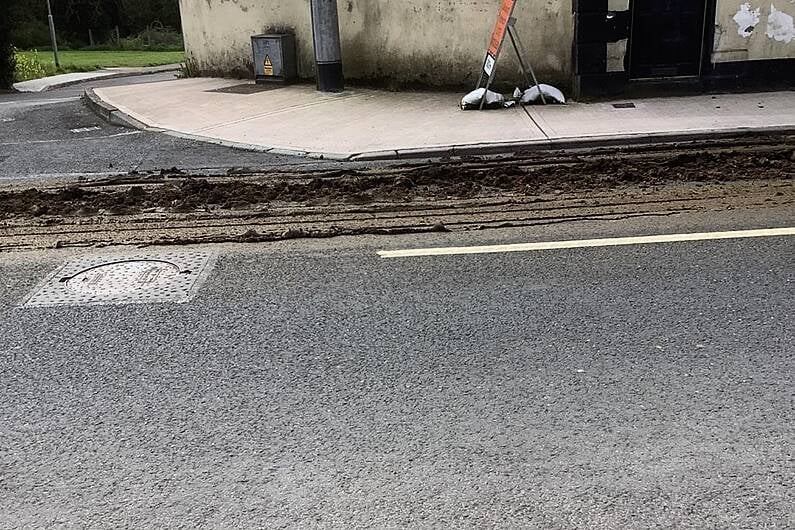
[
  {"left": 14, "top": 64, "right": 181, "bottom": 93},
  {"left": 87, "top": 78, "right": 795, "bottom": 160}
]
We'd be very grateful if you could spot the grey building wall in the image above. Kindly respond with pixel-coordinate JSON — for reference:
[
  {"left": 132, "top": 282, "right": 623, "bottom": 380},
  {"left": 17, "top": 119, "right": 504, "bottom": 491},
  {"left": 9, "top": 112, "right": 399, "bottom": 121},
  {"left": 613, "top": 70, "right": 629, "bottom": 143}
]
[{"left": 178, "top": 0, "right": 574, "bottom": 89}]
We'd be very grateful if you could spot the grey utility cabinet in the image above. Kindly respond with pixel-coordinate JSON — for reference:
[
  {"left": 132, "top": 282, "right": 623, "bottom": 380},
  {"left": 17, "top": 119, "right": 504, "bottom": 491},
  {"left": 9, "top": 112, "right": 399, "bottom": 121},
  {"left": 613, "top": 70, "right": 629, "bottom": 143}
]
[{"left": 251, "top": 33, "right": 298, "bottom": 84}]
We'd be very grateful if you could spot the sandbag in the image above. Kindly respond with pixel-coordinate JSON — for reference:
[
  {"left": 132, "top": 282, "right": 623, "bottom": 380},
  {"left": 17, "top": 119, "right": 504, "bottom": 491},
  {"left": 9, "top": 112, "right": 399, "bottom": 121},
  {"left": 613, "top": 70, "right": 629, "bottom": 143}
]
[
  {"left": 518, "top": 84, "right": 566, "bottom": 105},
  {"left": 460, "top": 88, "right": 506, "bottom": 110}
]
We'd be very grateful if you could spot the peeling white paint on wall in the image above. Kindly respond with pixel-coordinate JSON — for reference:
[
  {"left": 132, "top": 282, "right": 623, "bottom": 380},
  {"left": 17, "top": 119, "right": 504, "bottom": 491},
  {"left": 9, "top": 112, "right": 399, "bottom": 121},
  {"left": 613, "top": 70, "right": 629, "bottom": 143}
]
[
  {"left": 733, "top": 3, "right": 761, "bottom": 37},
  {"left": 713, "top": 0, "right": 795, "bottom": 62},
  {"left": 767, "top": 5, "right": 795, "bottom": 43}
]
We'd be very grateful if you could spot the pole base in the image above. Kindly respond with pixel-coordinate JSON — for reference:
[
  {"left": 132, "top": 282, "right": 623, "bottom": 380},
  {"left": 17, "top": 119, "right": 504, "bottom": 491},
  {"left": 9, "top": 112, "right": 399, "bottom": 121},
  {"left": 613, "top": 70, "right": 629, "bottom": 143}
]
[{"left": 316, "top": 62, "right": 344, "bottom": 93}]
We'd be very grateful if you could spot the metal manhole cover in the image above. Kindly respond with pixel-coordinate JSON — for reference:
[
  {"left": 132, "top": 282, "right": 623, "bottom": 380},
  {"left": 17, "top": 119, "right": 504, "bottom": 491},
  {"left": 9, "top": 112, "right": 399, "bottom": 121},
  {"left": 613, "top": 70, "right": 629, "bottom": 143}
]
[
  {"left": 66, "top": 260, "right": 182, "bottom": 295},
  {"left": 22, "top": 251, "right": 216, "bottom": 307},
  {"left": 207, "top": 83, "right": 284, "bottom": 95}
]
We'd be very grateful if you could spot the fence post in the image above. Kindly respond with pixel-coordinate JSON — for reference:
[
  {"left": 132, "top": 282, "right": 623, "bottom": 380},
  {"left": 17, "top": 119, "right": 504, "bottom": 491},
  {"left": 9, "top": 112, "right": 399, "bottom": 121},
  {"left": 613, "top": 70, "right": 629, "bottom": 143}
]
[{"left": 45, "top": 0, "right": 60, "bottom": 68}]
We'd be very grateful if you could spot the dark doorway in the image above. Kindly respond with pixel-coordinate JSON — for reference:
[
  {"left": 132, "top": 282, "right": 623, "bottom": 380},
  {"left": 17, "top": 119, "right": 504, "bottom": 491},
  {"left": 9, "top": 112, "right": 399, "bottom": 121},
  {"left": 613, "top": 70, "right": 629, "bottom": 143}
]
[{"left": 629, "top": 0, "right": 708, "bottom": 79}]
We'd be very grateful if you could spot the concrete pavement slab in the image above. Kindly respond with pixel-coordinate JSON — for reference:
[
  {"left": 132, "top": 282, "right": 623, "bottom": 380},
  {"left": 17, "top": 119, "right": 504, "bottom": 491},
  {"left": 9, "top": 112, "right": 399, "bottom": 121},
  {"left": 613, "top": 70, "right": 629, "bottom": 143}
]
[
  {"left": 94, "top": 78, "right": 241, "bottom": 130},
  {"left": 90, "top": 78, "right": 795, "bottom": 159},
  {"left": 528, "top": 91, "right": 795, "bottom": 140},
  {"left": 201, "top": 88, "right": 546, "bottom": 156},
  {"left": 93, "top": 78, "right": 547, "bottom": 158}
]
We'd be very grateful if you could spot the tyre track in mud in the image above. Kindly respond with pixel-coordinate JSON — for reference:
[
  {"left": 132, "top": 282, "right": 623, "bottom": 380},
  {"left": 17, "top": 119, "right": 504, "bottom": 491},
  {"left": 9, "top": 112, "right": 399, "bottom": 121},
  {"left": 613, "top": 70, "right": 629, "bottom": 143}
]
[{"left": 1, "top": 137, "right": 792, "bottom": 250}]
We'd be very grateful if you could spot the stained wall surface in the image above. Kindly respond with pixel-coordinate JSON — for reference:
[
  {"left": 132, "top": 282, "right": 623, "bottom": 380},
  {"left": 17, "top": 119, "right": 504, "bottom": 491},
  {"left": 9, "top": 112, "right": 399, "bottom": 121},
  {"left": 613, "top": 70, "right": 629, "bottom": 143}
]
[
  {"left": 713, "top": 0, "right": 795, "bottom": 62},
  {"left": 178, "top": 0, "right": 574, "bottom": 87}
]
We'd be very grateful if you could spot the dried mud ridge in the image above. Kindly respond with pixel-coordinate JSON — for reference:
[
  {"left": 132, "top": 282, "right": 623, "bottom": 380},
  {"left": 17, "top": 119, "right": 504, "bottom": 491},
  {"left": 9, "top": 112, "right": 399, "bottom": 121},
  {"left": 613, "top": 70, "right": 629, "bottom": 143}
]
[
  {"left": 1, "top": 138, "right": 793, "bottom": 250},
  {"left": 2, "top": 140, "right": 793, "bottom": 219}
]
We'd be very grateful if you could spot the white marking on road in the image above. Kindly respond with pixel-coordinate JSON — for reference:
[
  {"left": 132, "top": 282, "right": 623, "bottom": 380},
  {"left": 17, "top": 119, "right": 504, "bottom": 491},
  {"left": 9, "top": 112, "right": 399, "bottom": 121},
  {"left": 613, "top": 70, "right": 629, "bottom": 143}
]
[
  {"left": 70, "top": 126, "right": 102, "bottom": 133},
  {"left": 378, "top": 228, "right": 795, "bottom": 258},
  {"left": 0, "top": 131, "right": 141, "bottom": 146}
]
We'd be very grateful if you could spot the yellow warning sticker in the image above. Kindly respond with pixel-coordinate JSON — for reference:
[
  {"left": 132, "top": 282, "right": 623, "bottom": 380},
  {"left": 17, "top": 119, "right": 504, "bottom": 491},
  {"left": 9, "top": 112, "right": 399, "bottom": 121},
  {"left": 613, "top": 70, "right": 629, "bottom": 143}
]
[{"left": 264, "top": 55, "right": 274, "bottom": 76}]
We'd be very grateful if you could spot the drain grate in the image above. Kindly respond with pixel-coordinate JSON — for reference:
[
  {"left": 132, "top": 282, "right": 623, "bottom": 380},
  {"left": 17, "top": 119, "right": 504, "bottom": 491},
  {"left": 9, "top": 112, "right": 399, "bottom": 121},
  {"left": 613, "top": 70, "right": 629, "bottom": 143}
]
[{"left": 22, "top": 251, "right": 216, "bottom": 307}]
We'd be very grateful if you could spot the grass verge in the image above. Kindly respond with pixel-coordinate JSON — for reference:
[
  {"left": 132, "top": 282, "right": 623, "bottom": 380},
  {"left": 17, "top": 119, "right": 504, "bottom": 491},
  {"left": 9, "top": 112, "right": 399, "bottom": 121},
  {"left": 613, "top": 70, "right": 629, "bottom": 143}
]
[{"left": 14, "top": 50, "right": 185, "bottom": 81}]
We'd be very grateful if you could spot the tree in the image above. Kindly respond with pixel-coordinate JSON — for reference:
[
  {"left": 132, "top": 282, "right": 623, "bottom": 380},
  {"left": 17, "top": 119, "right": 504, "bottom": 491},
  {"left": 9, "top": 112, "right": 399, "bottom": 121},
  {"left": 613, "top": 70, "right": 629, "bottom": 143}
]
[
  {"left": 8, "top": 0, "right": 182, "bottom": 49},
  {"left": 0, "top": 7, "right": 16, "bottom": 89},
  {"left": 8, "top": 0, "right": 49, "bottom": 49}
]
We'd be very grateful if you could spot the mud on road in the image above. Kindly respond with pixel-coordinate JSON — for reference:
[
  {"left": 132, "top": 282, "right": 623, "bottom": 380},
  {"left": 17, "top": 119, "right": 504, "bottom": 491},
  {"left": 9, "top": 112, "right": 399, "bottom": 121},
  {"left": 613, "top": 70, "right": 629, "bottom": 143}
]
[
  {"left": 2, "top": 138, "right": 793, "bottom": 217},
  {"left": 1, "top": 137, "right": 793, "bottom": 250}
]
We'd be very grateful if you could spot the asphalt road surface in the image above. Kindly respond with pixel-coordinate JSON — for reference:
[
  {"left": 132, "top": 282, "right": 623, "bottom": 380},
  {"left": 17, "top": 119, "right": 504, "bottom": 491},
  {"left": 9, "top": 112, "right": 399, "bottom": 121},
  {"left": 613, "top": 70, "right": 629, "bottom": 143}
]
[
  {"left": 0, "top": 73, "right": 316, "bottom": 181},
  {"left": 1, "top": 207, "right": 792, "bottom": 528}
]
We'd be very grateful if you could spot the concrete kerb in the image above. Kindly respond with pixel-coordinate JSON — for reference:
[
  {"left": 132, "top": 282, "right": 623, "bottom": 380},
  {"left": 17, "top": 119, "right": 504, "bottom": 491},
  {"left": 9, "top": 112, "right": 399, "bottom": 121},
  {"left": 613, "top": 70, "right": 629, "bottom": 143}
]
[
  {"left": 160, "top": 133, "right": 353, "bottom": 160},
  {"left": 84, "top": 87, "right": 795, "bottom": 162},
  {"left": 351, "top": 126, "right": 795, "bottom": 161},
  {"left": 83, "top": 89, "right": 150, "bottom": 130},
  {"left": 162, "top": 130, "right": 275, "bottom": 154},
  {"left": 541, "top": 126, "right": 795, "bottom": 152},
  {"left": 82, "top": 89, "right": 115, "bottom": 122}
]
